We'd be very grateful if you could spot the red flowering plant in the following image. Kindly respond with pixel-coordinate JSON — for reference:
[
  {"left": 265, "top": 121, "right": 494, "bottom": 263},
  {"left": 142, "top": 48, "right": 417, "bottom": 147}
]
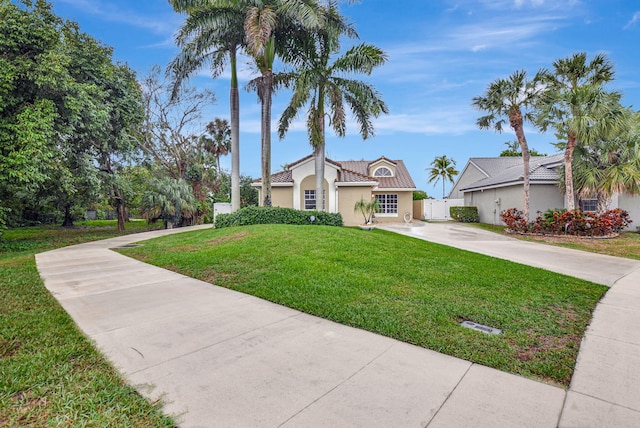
[
  {"left": 516, "top": 208, "right": 631, "bottom": 236},
  {"left": 500, "top": 208, "right": 529, "bottom": 233}
]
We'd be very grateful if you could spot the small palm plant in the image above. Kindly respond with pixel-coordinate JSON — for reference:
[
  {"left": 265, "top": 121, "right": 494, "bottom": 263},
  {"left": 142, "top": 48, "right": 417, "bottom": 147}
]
[{"left": 354, "top": 197, "right": 380, "bottom": 225}]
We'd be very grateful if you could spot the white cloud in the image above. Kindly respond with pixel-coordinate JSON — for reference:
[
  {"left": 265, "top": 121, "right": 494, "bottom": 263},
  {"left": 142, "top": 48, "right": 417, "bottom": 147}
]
[
  {"left": 624, "top": 11, "right": 640, "bottom": 29},
  {"left": 58, "top": 0, "right": 180, "bottom": 35}
]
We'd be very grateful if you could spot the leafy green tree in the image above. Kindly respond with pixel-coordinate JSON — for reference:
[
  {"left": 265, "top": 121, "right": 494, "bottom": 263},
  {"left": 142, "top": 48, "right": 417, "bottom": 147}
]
[
  {"left": 473, "top": 70, "right": 545, "bottom": 220},
  {"left": 169, "top": 0, "right": 246, "bottom": 213},
  {"left": 277, "top": 1, "right": 388, "bottom": 211},
  {"left": 536, "top": 52, "right": 626, "bottom": 210},
  {"left": 427, "top": 155, "right": 458, "bottom": 199},
  {"left": 0, "top": 1, "right": 144, "bottom": 230},
  {"left": 499, "top": 140, "right": 546, "bottom": 157}
]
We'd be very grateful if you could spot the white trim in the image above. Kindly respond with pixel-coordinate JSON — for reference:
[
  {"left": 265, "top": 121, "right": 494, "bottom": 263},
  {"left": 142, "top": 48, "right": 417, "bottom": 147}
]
[
  {"left": 335, "top": 181, "right": 377, "bottom": 187},
  {"left": 251, "top": 182, "right": 293, "bottom": 188},
  {"left": 373, "top": 187, "right": 416, "bottom": 192},
  {"left": 375, "top": 213, "right": 398, "bottom": 218}
]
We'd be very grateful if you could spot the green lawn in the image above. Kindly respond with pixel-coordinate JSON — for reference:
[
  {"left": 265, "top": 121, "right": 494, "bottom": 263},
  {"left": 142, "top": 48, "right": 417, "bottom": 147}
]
[
  {"left": 120, "top": 224, "right": 607, "bottom": 387},
  {"left": 0, "top": 220, "right": 175, "bottom": 427}
]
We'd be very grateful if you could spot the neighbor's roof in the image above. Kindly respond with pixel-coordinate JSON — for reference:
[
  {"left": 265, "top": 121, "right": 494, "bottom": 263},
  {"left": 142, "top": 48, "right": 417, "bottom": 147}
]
[
  {"left": 253, "top": 155, "right": 416, "bottom": 189},
  {"left": 460, "top": 153, "right": 564, "bottom": 192}
]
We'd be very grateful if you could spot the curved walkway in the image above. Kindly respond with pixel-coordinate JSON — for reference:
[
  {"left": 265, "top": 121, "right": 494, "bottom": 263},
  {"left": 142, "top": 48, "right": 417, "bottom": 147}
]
[{"left": 34, "top": 223, "right": 640, "bottom": 427}]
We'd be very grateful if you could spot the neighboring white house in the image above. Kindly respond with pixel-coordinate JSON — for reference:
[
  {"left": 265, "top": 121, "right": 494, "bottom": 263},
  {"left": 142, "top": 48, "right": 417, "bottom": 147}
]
[
  {"left": 450, "top": 154, "right": 640, "bottom": 230},
  {"left": 252, "top": 154, "right": 417, "bottom": 226}
]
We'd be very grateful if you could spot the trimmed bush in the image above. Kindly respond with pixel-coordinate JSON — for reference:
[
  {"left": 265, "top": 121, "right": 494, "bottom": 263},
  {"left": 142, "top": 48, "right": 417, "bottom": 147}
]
[
  {"left": 450, "top": 206, "right": 479, "bottom": 223},
  {"left": 413, "top": 190, "right": 428, "bottom": 200},
  {"left": 215, "top": 206, "right": 343, "bottom": 229}
]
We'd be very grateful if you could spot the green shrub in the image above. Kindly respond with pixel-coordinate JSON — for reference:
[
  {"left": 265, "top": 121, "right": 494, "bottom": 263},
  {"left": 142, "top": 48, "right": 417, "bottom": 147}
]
[
  {"left": 413, "top": 190, "right": 428, "bottom": 200},
  {"left": 215, "top": 206, "right": 343, "bottom": 228},
  {"left": 450, "top": 206, "right": 479, "bottom": 223}
]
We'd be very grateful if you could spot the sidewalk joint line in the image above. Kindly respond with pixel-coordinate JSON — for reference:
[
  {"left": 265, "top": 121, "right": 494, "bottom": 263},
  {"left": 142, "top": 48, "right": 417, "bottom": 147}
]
[
  {"left": 276, "top": 342, "right": 396, "bottom": 427},
  {"left": 425, "top": 362, "right": 473, "bottom": 427}
]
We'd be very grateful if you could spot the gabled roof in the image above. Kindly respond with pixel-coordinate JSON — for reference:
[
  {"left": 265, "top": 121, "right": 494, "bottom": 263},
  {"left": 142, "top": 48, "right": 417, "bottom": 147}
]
[
  {"left": 254, "top": 155, "right": 416, "bottom": 189},
  {"left": 460, "top": 153, "right": 564, "bottom": 192}
]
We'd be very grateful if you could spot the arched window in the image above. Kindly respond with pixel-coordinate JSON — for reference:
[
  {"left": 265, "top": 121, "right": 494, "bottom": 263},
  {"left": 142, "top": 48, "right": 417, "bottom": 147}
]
[{"left": 373, "top": 167, "right": 393, "bottom": 177}]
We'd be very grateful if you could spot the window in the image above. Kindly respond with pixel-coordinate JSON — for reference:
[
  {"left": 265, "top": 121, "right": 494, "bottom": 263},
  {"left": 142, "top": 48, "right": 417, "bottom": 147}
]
[
  {"left": 375, "top": 194, "right": 398, "bottom": 214},
  {"left": 373, "top": 167, "right": 393, "bottom": 177},
  {"left": 580, "top": 198, "right": 597, "bottom": 212},
  {"left": 304, "top": 190, "right": 325, "bottom": 210}
]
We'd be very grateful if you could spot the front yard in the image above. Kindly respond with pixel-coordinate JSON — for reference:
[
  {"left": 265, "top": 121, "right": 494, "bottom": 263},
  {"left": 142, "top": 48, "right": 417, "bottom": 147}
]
[{"left": 119, "top": 224, "right": 607, "bottom": 387}]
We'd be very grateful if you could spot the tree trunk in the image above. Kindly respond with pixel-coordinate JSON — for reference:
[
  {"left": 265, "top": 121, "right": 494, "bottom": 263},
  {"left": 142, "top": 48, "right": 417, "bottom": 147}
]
[
  {"left": 565, "top": 133, "right": 577, "bottom": 210},
  {"left": 314, "top": 106, "right": 326, "bottom": 211},
  {"left": 61, "top": 204, "right": 74, "bottom": 227},
  {"left": 597, "top": 192, "right": 611, "bottom": 215},
  {"left": 261, "top": 71, "right": 273, "bottom": 207},
  {"left": 230, "top": 47, "right": 241, "bottom": 212},
  {"left": 314, "top": 144, "right": 325, "bottom": 211},
  {"left": 113, "top": 185, "right": 125, "bottom": 231},
  {"left": 511, "top": 109, "right": 530, "bottom": 221}
]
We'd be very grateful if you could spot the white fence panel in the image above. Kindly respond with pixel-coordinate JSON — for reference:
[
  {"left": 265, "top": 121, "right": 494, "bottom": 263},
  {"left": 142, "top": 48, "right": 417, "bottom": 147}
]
[{"left": 421, "top": 199, "right": 464, "bottom": 220}]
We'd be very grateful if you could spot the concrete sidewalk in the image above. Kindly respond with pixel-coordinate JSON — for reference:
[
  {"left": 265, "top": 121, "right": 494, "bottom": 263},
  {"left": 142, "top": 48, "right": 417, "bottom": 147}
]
[
  {"left": 381, "top": 222, "right": 640, "bottom": 427},
  {"left": 35, "top": 223, "right": 640, "bottom": 427}
]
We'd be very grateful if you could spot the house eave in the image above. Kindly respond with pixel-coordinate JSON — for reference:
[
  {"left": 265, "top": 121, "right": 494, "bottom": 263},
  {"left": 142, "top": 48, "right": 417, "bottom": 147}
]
[
  {"left": 461, "top": 180, "right": 558, "bottom": 193},
  {"left": 335, "top": 181, "right": 378, "bottom": 187}
]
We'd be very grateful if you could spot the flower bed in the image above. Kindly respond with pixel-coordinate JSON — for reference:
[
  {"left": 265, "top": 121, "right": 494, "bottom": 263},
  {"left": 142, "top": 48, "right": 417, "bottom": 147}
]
[{"left": 500, "top": 208, "right": 631, "bottom": 237}]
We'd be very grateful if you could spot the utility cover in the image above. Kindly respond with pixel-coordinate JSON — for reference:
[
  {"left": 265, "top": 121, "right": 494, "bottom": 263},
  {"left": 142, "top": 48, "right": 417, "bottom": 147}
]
[{"left": 461, "top": 320, "right": 502, "bottom": 335}]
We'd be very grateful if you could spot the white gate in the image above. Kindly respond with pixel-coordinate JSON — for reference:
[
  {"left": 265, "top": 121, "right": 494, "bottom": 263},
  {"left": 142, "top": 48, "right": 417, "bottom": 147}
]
[
  {"left": 213, "top": 202, "right": 232, "bottom": 222},
  {"left": 421, "top": 199, "right": 464, "bottom": 220}
]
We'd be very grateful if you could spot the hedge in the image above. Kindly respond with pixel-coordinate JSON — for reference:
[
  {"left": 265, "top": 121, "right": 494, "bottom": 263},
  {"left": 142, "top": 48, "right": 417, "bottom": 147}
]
[
  {"left": 214, "top": 206, "right": 343, "bottom": 228},
  {"left": 450, "top": 206, "right": 479, "bottom": 223}
]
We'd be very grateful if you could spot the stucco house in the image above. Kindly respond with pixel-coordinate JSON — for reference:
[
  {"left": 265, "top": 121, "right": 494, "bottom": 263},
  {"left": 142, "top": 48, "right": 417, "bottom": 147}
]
[
  {"left": 449, "top": 154, "right": 640, "bottom": 229},
  {"left": 252, "top": 154, "right": 416, "bottom": 226}
]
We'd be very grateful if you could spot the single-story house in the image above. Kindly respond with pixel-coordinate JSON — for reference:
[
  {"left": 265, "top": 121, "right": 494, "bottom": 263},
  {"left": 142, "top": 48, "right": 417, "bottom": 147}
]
[
  {"left": 252, "top": 154, "right": 417, "bottom": 226},
  {"left": 449, "top": 153, "right": 640, "bottom": 229}
]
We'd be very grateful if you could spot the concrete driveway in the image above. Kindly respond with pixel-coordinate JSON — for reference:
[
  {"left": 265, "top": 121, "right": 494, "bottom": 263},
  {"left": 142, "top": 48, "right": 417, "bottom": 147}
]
[{"left": 35, "top": 223, "right": 640, "bottom": 427}]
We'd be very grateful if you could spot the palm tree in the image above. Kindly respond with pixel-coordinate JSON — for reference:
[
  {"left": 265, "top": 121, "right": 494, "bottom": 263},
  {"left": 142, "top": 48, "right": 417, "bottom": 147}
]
[
  {"left": 168, "top": 0, "right": 245, "bottom": 213},
  {"left": 140, "top": 177, "right": 196, "bottom": 229},
  {"left": 427, "top": 155, "right": 458, "bottom": 199},
  {"left": 472, "top": 70, "right": 545, "bottom": 221},
  {"left": 203, "top": 118, "right": 231, "bottom": 173},
  {"left": 572, "top": 110, "right": 640, "bottom": 213},
  {"left": 536, "top": 52, "right": 621, "bottom": 210},
  {"left": 277, "top": 1, "right": 388, "bottom": 211},
  {"left": 244, "top": 0, "right": 322, "bottom": 206}
]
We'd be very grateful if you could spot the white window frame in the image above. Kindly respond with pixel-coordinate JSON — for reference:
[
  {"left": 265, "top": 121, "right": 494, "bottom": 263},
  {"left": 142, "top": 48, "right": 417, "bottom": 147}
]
[
  {"left": 375, "top": 194, "right": 398, "bottom": 216},
  {"left": 304, "top": 190, "right": 325, "bottom": 210},
  {"left": 373, "top": 166, "right": 393, "bottom": 177}
]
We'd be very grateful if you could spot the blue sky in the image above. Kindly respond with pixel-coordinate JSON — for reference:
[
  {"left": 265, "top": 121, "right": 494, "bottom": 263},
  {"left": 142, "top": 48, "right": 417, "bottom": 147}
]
[{"left": 50, "top": 0, "right": 640, "bottom": 197}]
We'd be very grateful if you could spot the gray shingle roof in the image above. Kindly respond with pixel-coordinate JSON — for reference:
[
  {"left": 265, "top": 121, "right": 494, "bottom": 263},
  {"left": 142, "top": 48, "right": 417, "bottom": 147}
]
[{"left": 461, "top": 153, "right": 564, "bottom": 191}]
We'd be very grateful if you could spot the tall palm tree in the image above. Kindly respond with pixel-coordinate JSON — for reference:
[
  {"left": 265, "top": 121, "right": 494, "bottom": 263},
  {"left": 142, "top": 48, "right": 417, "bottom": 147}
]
[
  {"left": 427, "top": 155, "right": 458, "bottom": 199},
  {"left": 472, "top": 70, "right": 545, "bottom": 221},
  {"left": 203, "top": 118, "right": 231, "bottom": 173},
  {"left": 244, "top": 0, "right": 322, "bottom": 206},
  {"left": 277, "top": 1, "right": 388, "bottom": 211},
  {"left": 536, "top": 52, "right": 620, "bottom": 210},
  {"left": 169, "top": 0, "right": 245, "bottom": 213}
]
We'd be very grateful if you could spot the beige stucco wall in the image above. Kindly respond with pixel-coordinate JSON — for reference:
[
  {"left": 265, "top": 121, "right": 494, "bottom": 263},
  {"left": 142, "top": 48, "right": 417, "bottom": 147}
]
[
  {"left": 464, "top": 184, "right": 564, "bottom": 225},
  {"left": 338, "top": 187, "right": 373, "bottom": 226},
  {"left": 270, "top": 186, "right": 293, "bottom": 209}
]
